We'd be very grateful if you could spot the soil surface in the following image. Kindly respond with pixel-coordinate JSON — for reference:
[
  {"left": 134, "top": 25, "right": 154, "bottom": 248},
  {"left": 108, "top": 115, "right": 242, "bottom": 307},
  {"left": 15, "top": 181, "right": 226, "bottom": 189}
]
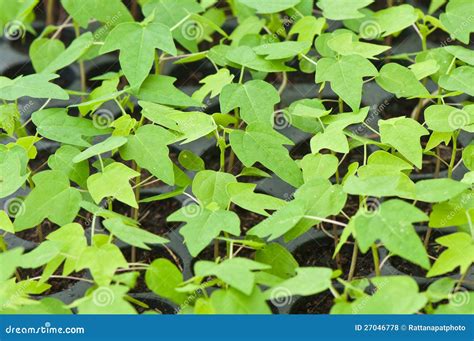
[
  {"left": 290, "top": 290, "right": 335, "bottom": 314},
  {"left": 114, "top": 197, "right": 182, "bottom": 236},
  {"left": 233, "top": 206, "right": 267, "bottom": 233},
  {"left": 293, "top": 237, "right": 374, "bottom": 279}
]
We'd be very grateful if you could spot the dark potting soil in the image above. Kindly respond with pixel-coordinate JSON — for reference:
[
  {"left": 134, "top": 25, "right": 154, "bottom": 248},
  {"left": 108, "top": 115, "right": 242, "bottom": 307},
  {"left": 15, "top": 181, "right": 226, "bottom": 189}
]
[
  {"left": 293, "top": 237, "right": 375, "bottom": 279},
  {"left": 169, "top": 59, "right": 216, "bottom": 86},
  {"left": 113, "top": 197, "right": 182, "bottom": 236},
  {"left": 389, "top": 229, "right": 458, "bottom": 277},
  {"left": 339, "top": 195, "right": 361, "bottom": 219},
  {"left": 1, "top": 62, "right": 75, "bottom": 89},
  {"left": 28, "top": 147, "right": 56, "bottom": 173},
  {"left": 134, "top": 297, "right": 177, "bottom": 314},
  {"left": 289, "top": 290, "right": 335, "bottom": 314},
  {"left": 128, "top": 246, "right": 184, "bottom": 293},
  {"left": 15, "top": 220, "right": 57, "bottom": 243},
  {"left": 380, "top": 97, "right": 419, "bottom": 119}
]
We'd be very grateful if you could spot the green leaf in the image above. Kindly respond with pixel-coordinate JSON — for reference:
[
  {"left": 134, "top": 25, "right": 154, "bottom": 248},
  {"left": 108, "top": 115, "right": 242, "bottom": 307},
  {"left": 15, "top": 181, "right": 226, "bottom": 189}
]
[
  {"left": 427, "top": 232, "right": 474, "bottom": 277},
  {"left": 32, "top": 108, "right": 110, "bottom": 147},
  {"left": 434, "top": 292, "right": 474, "bottom": 314},
  {"left": 229, "top": 123, "right": 303, "bottom": 187},
  {"left": 101, "top": 22, "right": 176, "bottom": 88},
  {"left": 264, "top": 267, "right": 332, "bottom": 299},
  {"left": 368, "top": 5, "right": 418, "bottom": 37},
  {"left": 168, "top": 207, "right": 240, "bottom": 256},
  {"left": 47, "top": 145, "right": 90, "bottom": 188},
  {"left": 145, "top": 258, "right": 186, "bottom": 305},
  {"left": 61, "top": 0, "right": 133, "bottom": 28},
  {"left": 73, "top": 136, "right": 127, "bottom": 163},
  {"left": 439, "top": 66, "right": 474, "bottom": 96},
  {"left": 413, "top": 179, "right": 469, "bottom": 203},
  {"left": 289, "top": 16, "right": 326, "bottom": 44},
  {"left": 249, "top": 179, "right": 346, "bottom": 241},
  {"left": 76, "top": 285, "right": 135, "bottom": 314},
  {"left": 0, "top": 145, "right": 29, "bottom": 198},
  {"left": 429, "top": 191, "right": 474, "bottom": 228},
  {"left": 134, "top": 75, "right": 201, "bottom": 107},
  {"left": 228, "top": 182, "right": 286, "bottom": 216},
  {"left": 226, "top": 46, "right": 295, "bottom": 73},
  {"left": 0, "top": 248, "right": 24, "bottom": 281},
  {"left": 139, "top": 102, "right": 215, "bottom": 143},
  {"left": 103, "top": 218, "right": 168, "bottom": 250},
  {"left": 409, "top": 60, "right": 440, "bottom": 80},
  {"left": 425, "top": 105, "right": 474, "bottom": 132},
  {"left": 87, "top": 162, "right": 140, "bottom": 208},
  {"left": 255, "top": 243, "right": 298, "bottom": 279},
  {"left": 445, "top": 46, "right": 474, "bottom": 66},
  {"left": 317, "top": 0, "right": 373, "bottom": 20},
  {"left": 327, "top": 32, "right": 390, "bottom": 59},
  {"left": 440, "top": 0, "right": 474, "bottom": 44},
  {"left": 195, "top": 258, "right": 270, "bottom": 295},
  {"left": 76, "top": 241, "right": 128, "bottom": 286},
  {"left": 14, "top": 171, "right": 81, "bottom": 231},
  {"left": 209, "top": 287, "right": 271, "bottom": 314},
  {"left": 192, "top": 170, "right": 237, "bottom": 209},
  {"left": 463, "top": 144, "right": 474, "bottom": 170},
  {"left": 0, "top": 74, "right": 69, "bottom": 101},
  {"left": 178, "top": 150, "right": 205, "bottom": 171},
  {"left": 238, "top": 0, "right": 301, "bottom": 13},
  {"left": 376, "top": 63, "right": 429, "bottom": 98},
  {"left": 332, "top": 276, "right": 427, "bottom": 314},
  {"left": 300, "top": 154, "right": 338, "bottom": 181},
  {"left": 143, "top": 0, "right": 203, "bottom": 53},
  {"left": 379, "top": 117, "right": 429, "bottom": 168},
  {"left": 316, "top": 55, "right": 378, "bottom": 111},
  {"left": 119, "top": 125, "right": 175, "bottom": 186},
  {"left": 0, "top": 211, "right": 14, "bottom": 233},
  {"left": 29, "top": 38, "right": 65, "bottom": 73},
  {"left": 353, "top": 199, "right": 430, "bottom": 269},
  {"left": 36, "top": 33, "right": 94, "bottom": 73},
  {"left": 192, "top": 69, "right": 235, "bottom": 103},
  {"left": 253, "top": 41, "right": 311, "bottom": 60},
  {"left": 220, "top": 80, "right": 280, "bottom": 126}
]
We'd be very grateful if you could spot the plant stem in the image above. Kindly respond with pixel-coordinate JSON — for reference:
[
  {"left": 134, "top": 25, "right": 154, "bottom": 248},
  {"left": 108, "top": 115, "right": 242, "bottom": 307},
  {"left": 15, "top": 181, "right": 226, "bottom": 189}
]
[
  {"left": 447, "top": 132, "right": 458, "bottom": 178},
  {"left": 423, "top": 227, "right": 432, "bottom": 248},
  {"left": 278, "top": 72, "right": 287, "bottom": 95},
  {"left": 333, "top": 223, "right": 342, "bottom": 270},
  {"left": 214, "top": 239, "right": 220, "bottom": 260},
  {"left": 46, "top": 0, "right": 55, "bottom": 26},
  {"left": 371, "top": 244, "right": 381, "bottom": 276},
  {"left": 338, "top": 98, "right": 343, "bottom": 113},
  {"left": 73, "top": 22, "right": 87, "bottom": 95},
  {"left": 455, "top": 269, "right": 469, "bottom": 291},
  {"left": 303, "top": 215, "right": 347, "bottom": 227},
  {"left": 434, "top": 146, "right": 441, "bottom": 178},
  {"left": 348, "top": 243, "right": 358, "bottom": 281}
]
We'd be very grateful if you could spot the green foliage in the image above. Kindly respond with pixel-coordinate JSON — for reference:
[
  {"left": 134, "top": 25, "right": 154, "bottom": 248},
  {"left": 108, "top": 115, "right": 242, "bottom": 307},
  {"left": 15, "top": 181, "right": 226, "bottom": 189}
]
[{"left": 2, "top": 0, "right": 473, "bottom": 316}]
